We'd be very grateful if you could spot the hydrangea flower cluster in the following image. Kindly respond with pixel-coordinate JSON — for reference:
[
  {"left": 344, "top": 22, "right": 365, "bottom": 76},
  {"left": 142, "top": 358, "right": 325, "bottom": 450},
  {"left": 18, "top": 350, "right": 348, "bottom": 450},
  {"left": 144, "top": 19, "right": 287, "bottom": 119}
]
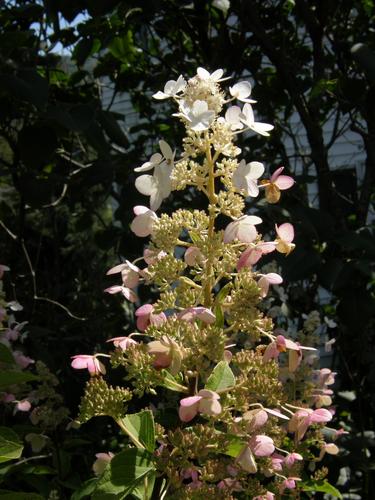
[{"left": 72, "top": 68, "right": 342, "bottom": 499}]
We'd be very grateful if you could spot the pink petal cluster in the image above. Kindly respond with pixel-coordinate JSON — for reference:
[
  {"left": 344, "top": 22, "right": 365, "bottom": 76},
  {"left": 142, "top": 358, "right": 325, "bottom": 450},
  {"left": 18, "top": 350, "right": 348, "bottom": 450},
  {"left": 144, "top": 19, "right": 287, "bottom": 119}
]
[
  {"left": 263, "top": 167, "right": 295, "bottom": 203},
  {"left": 224, "top": 215, "right": 262, "bottom": 244},
  {"left": 275, "top": 223, "right": 295, "bottom": 255},
  {"left": 147, "top": 335, "right": 183, "bottom": 375},
  {"left": 71, "top": 355, "right": 106, "bottom": 376},
  {"left": 184, "top": 246, "right": 204, "bottom": 266},
  {"left": 105, "top": 260, "right": 142, "bottom": 303},
  {"left": 257, "top": 273, "right": 283, "bottom": 297},
  {"left": 288, "top": 408, "right": 332, "bottom": 441},
  {"left": 236, "top": 435, "right": 275, "bottom": 473},
  {"left": 179, "top": 389, "right": 221, "bottom": 422},
  {"left": 178, "top": 307, "right": 216, "bottom": 324},
  {"left": 237, "top": 241, "right": 276, "bottom": 270},
  {"left": 92, "top": 452, "right": 114, "bottom": 476},
  {"left": 106, "top": 336, "right": 137, "bottom": 351},
  {"left": 135, "top": 304, "right": 167, "bottom": 331},
  {"left": 130, "top": 206, "right": 158, "bottom": 237}
]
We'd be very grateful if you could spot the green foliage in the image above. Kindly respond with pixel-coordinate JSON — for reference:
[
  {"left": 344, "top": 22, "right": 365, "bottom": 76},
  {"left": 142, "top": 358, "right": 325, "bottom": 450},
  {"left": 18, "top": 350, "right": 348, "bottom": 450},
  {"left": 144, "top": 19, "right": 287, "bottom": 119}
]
[
  {"left": 0, "top": 428, "right": 23, "bottom": 464},
  {"left": 93, "top": 449, "right": 155, "bottom": 499},
  {"left": 120, "top": 410, "right": 155, "bottom": 452},
  {"left": 205, "top": 361, "right": 235, "bottom": 392}
]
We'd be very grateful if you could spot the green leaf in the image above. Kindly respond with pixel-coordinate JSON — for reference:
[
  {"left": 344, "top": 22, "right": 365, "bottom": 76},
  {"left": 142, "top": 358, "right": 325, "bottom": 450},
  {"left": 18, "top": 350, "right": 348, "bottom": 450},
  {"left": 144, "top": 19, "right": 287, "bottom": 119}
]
[
  {"left": 159, "top": 370, "right": 188, "bottom": 393},
  {"left": 0, "top": 345, "right": 15, "bottom": 365},
  {"left": 0, "top": 371, "right": 39, "bottom": 390},
  {"left": 131, "top": 472, "right": 156, "bottom": 500},
  {"left": 93, "top": 448, "right": 155, "bottom": 499},
  {"left": 222, "top": 435, "right": 245, "bottom": 458},
  {"left": 0, "top": 427, "right": 23, "bottom": 463},
  {"left": 205, "top": 361, "right": 235, "bottom": 392},
  {"left": 120, "top": 410, "right": 155, "bottom": 452},
  {"left": 301, "top": 480, "right": 342, "bottom": 498},
  {"left": 71, "top": 478, "right": 98, "bottom": 500}
]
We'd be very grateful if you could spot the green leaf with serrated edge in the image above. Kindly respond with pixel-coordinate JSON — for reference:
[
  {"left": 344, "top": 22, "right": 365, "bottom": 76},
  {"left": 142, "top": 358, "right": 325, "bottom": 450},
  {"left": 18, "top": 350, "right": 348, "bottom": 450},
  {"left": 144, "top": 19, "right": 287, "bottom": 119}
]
[
  {"left": 205, "top": 361, "right": 235, "bottom": 392},
  {"left": 71, "top": 478, "right": 98, "bottom": 500},
  {"left": 0, "top": 345, "right": 15, "bottom": 365},
  {"left": 158, "top": 370, "right": 188, "bottom": 393},
  {"left": 301, "top": 480, "right": 342, "bottom": 498},
  {"left": 0, "top": 427, "right": 23, "bottom": 464},
  {"left": 0, "top": 371, "right": 39, "bottom": 390},
  {"left": 93, "top": 449, "right": 155, "bottom": 499},
  {"left": 120, "top": 411, "right": 155, "bottom": 452}
]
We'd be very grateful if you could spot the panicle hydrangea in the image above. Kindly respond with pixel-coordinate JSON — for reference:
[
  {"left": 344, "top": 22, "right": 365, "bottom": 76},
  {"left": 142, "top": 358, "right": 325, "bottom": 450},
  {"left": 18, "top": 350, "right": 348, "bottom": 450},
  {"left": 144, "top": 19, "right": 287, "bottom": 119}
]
[{"left": 72, "top": 67, "right": 341, "bottom": 498}]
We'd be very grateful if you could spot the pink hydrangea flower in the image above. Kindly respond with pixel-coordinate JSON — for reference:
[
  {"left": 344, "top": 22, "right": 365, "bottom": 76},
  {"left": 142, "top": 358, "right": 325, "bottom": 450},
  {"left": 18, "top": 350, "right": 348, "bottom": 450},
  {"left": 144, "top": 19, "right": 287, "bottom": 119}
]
[
  {"left": 106, "top": 260, "right": 141, "bottom": 289},
  {"left": 179, "top": 389, "right": 221, "bottom": 422},
  {"left": 184, "top": 246, "right": 204, "bottom": 266},
  {"left": 257, "top": 273, "right": 283, "bottom": 297},
  {"left": 135, "top": 304, "right": 167, "bottom": 331},
  {"left": 284, "top": 452, "right": 303, "bottom": 468},
  {"left": 104, "top": 285, "right": 138, "bottom": 303},
  {"left": 71, "top": 355, "right": 106, "bottom": 376},
  {"left": 224, "top": 215, "right": 262, "bottom": 244},
  {"left": 92, "top": 452, "right": 114, "bottom": 476},
  {"left": 275, "top": 223, "right": 295, "bottom": 255},
  {"left": 263, "top": 335, "right": 315, "bottom": 363},
  {"left": 130, "top": 206, "right": 158, "bottom": 237},
  {"left": 178, "top": 307, "right": 216, "bottom": 324},
  {"left": 288, "top": 408, "right": 332, "bottom": 441},
  {"left": 237, "top": 241, "right": 276, "bottom": 270},
  {"left": 143, "top": 248, "right": 167, "bottom": 265},
  {"left": 147, "top": 335, "right": 183, "bottom": 375},
  {"left": 106, "top": 336, "right": 137, "bottom": 350},
  {"left": 263, "top": 166, "right": 295, "bottom": 203},
  {"left": 236, "top": 435, "right": 275, "bottom": 474},
  {"left": 15, "top": 399, "right": 32, "bottom": 412},
  {"left": 13, "top": 351, "right": 34, "bottom": 369},
  {"left": 279, "top": 477, "right": 301, "bottom": 492}
]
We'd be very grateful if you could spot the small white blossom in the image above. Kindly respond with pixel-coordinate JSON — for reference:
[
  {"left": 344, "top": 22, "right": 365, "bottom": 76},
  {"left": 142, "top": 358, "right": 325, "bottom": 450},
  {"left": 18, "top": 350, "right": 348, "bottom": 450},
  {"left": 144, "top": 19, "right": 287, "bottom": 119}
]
[
  {"left": 240, "top": 103, "right": 274, "bottom": 136},
  {"left": 229, "top": 81, "right": 256, "bottom": 103},
  {"left": 232, "top": 160, "right": 264, "bottom": 197},
  {"left": 135, "top": 164, "right": 172, "bottom": 211},
  {"left": 212, "top": 0, "right": 230, "bottom": 14},
  {"left": 225, "top": 106, "right": 244, "bottom": 131},
  {"left": 174, "top": 100, "right": 215, "bottom": 131},
  {"left": 134, "top": 140, "right": 175, "bottom": 172},
  {"left": 196, "top": 67, "right": 225, "bottom": 82},
  {"left": 152, "top": 75, "right": 186, "bottom": 100}
]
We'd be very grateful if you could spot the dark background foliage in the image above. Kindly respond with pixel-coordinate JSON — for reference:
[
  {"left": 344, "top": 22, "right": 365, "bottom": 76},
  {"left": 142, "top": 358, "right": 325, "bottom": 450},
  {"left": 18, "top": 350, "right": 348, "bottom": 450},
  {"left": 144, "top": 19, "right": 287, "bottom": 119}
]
[{"left": 0, "top": 0, "right": 374, "bottom": 497}]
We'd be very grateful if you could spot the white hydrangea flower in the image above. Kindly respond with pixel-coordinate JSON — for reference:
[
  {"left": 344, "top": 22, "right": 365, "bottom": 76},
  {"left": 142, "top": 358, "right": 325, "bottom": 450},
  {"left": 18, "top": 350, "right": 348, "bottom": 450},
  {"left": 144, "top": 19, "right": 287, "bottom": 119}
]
[
  {"left": 152, "top": 75, "right": 186, "bottom": 100},
  {"left": 174, "top": 100, "right": 215, "bottom": 131},
  {"left": 232, "top": 160, "right": 265, "bottom": 197},
  {"left": 135, "top": 164, "right": 173, "bottom": 211},
  {"left": 134, "top": 140, "right": 175, "bottom": 172},
  {"left": 196, "top": 67, "right": 225, "bottom": 82},
  {"left": 225, "top": 106, "right": 244, "bottom": 131},
  {"left": 239, "top": 103, "right": 274, "bottom": 136},
  {"left": 229, "top": 81, "right": 256, "bottom": 103}
]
